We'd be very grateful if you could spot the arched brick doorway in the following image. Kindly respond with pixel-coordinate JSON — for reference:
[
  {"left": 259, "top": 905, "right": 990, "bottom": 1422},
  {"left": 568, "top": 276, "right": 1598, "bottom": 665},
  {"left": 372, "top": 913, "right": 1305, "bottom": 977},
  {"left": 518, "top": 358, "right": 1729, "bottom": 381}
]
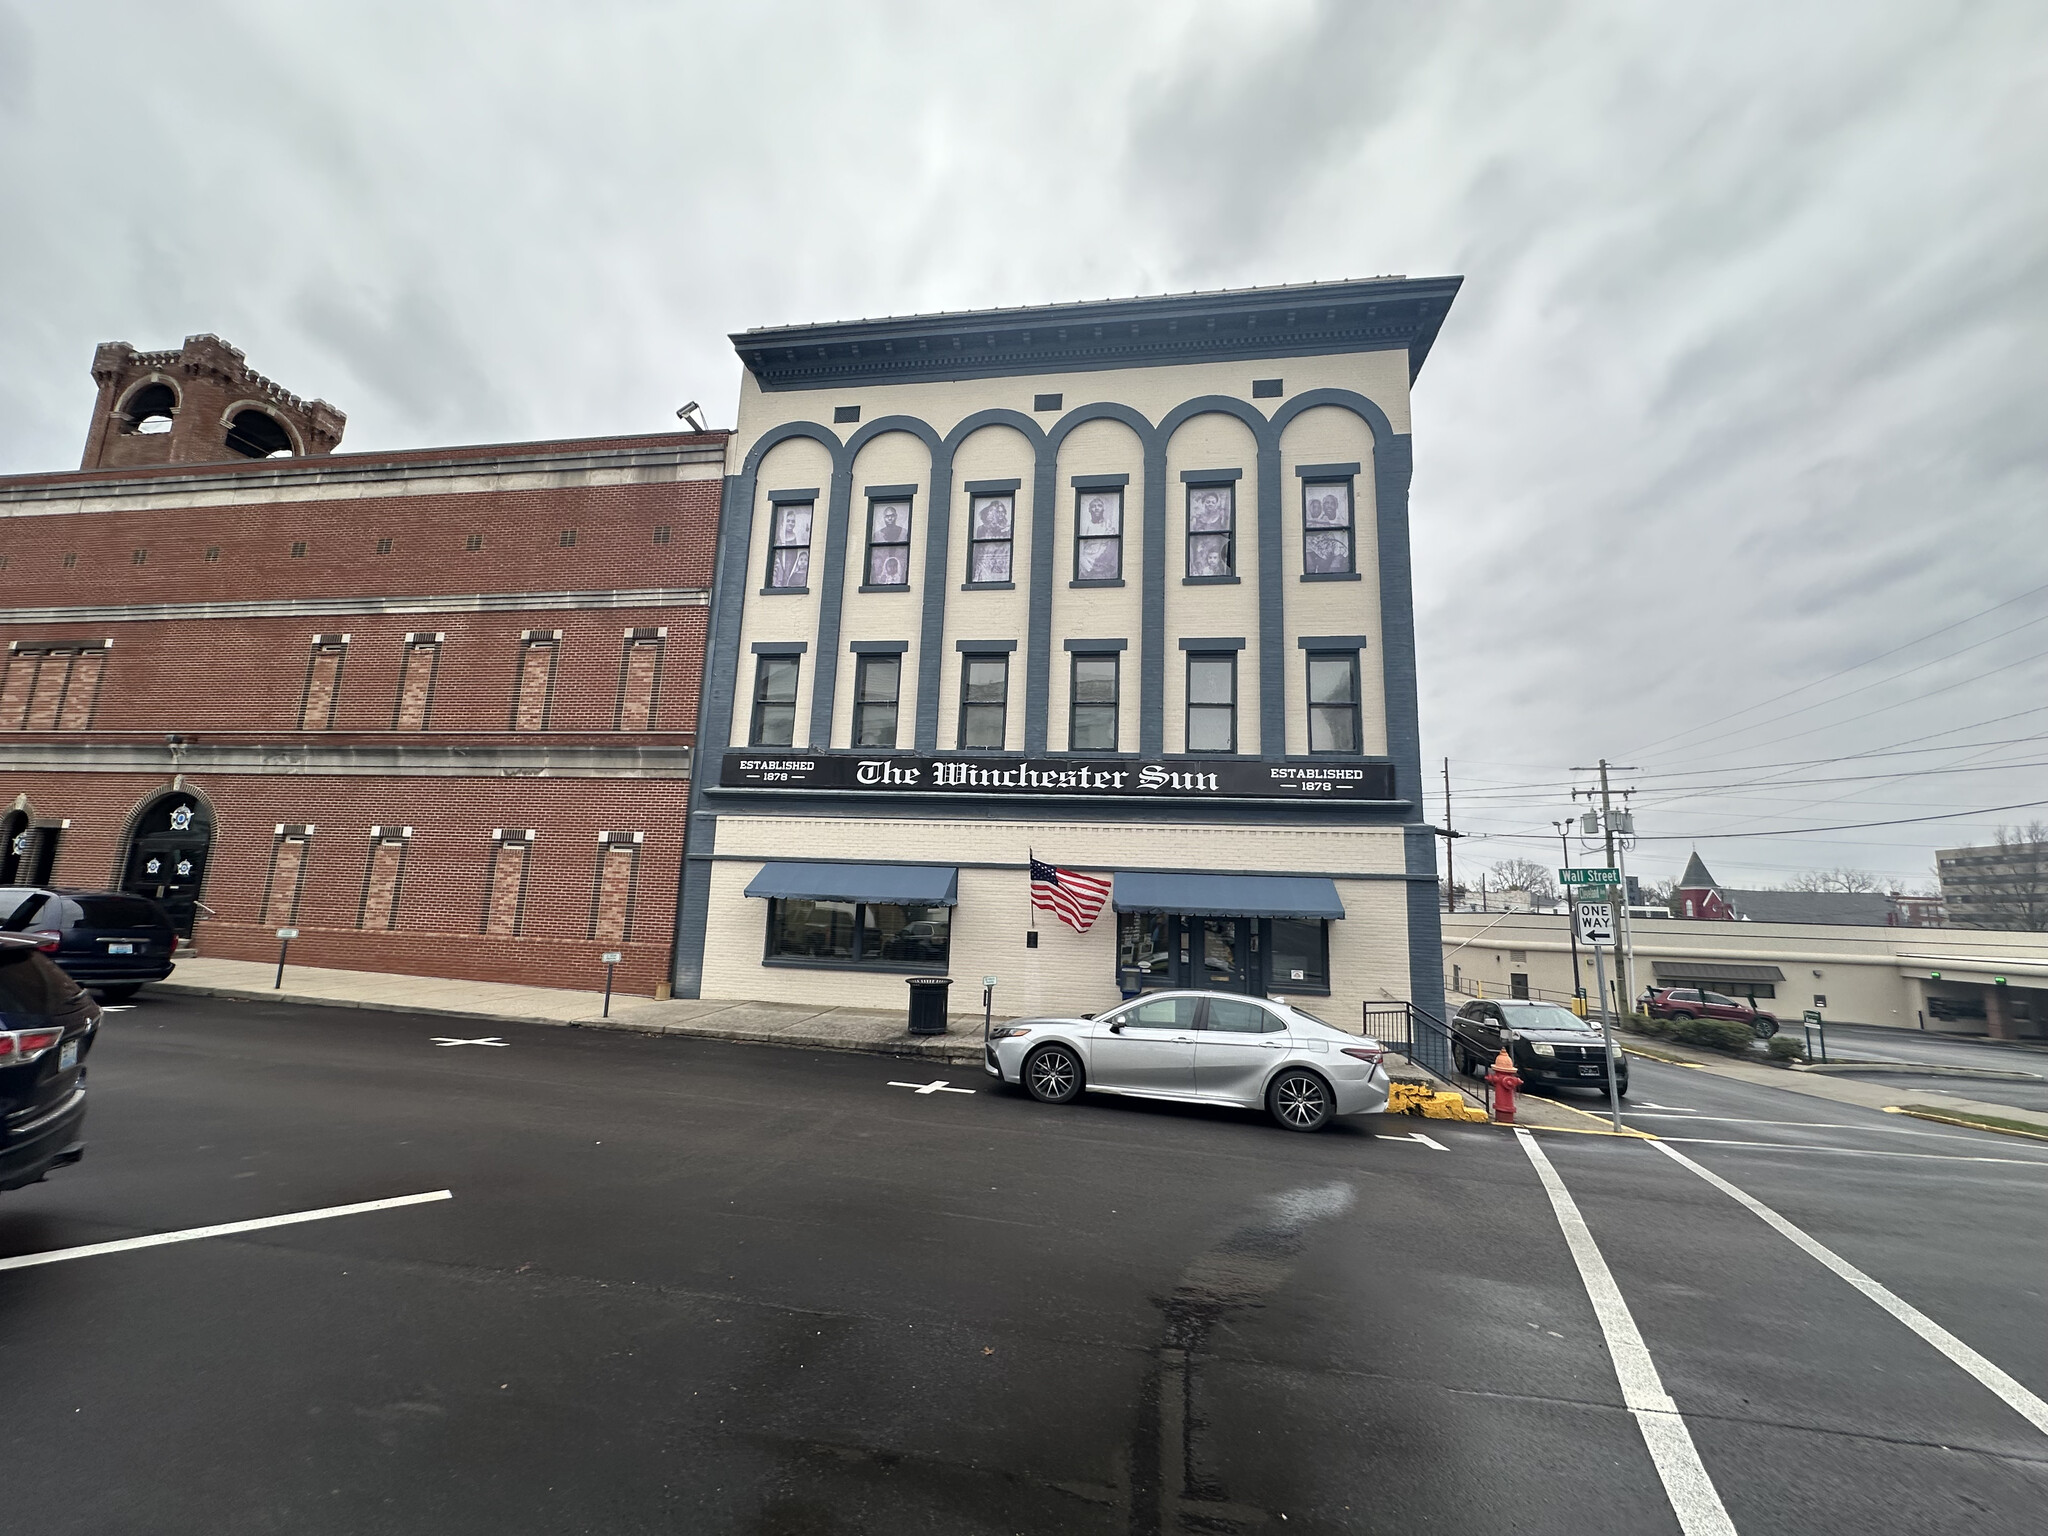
[{"left": 121, "top": 794, "right": 214, "bottom": 938}]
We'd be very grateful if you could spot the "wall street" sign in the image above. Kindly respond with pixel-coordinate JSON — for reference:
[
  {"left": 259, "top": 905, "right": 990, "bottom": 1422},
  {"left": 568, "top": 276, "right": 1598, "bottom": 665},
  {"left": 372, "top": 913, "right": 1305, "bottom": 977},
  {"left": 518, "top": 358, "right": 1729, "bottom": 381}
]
[{"left": 719, "top": 751, "right": 1397, "bottom": 801}]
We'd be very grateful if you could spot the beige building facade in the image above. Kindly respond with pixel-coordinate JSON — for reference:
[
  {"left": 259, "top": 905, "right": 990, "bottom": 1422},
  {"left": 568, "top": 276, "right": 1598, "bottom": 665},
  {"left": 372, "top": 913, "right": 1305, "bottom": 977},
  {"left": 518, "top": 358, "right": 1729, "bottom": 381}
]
[
  {"left": 1444, "top": 911, "right": 2048, "bottom": 1040},
  {"left": 671, "top": 279, "right": 1461, "bottom": 1023}
]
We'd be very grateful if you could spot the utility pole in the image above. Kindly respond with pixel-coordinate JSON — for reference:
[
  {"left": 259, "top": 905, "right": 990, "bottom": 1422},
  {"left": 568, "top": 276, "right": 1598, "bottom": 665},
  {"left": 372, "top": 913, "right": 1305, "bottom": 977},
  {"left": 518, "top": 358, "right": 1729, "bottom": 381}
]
[
  {"left": 1572, "top": 759, "right": 1640, "bottom": 1018},
  {"left": 1554, "top": 819, "right": 1583, "bottom": 1005},
  {"left": 1438, "top": 757, "right": 1463, "bottom": 913}
]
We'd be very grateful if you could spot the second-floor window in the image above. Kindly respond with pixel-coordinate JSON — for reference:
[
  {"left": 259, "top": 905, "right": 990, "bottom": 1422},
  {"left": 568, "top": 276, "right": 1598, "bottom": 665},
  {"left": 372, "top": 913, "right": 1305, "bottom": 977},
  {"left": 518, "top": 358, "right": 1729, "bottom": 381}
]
[
  {"left": 1187, "top": 484, "right": 1234, "bottom": 578},
  {"left": 1306, "top": 651, "right": 1360, "bottom": 753},
  {"left": 768, "top": 502, "right": 813, "bottom": 589},
  {"left": 959, "top": 654, "right": 1009, "bottom": 748},
  {"left": 968, "top": 494, "right": 1013, "bottom": 583},
  {"left": 865, "top": 500, "right": 911, "bottom": 587},
  {"left": 1069, "top": 653, "right": 1119, "bottom": 751},
  {"left": 853, "top": 653, "right": 901, "bottom": 747},
  {"left": 1186, "top": 652, "right": 1236, "bottom": 754},
  {"left": 1075, "top": 490, "right": 1122, "bottom": 581},
  {"left": 751, "top": 655, "right": 800, "bottom": 747},
  {"left": 1303, "top": 481, "right": 1355, "bottom": 574}
]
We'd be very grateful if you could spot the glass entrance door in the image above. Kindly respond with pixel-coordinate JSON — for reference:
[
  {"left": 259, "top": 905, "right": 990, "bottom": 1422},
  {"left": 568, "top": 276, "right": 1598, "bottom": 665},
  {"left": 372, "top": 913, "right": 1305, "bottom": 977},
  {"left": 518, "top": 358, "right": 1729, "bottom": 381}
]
[{"left": 1200, "top": 917, "right": 1252, "bottom": 993}]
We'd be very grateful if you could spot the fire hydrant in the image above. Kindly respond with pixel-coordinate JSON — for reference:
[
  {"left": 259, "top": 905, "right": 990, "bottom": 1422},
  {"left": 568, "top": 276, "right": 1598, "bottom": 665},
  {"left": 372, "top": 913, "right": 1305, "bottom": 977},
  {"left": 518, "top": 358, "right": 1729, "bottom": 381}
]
[{"left": 1487, "top": 1049, "right": 1522, "bottom": 1124}]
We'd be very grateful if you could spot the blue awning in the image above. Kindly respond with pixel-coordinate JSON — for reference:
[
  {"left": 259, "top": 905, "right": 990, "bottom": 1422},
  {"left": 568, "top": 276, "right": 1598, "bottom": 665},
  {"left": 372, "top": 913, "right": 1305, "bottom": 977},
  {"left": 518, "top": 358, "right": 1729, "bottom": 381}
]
[
  {"left": 743, "top": 861, "right": 958, "bottom": 907},
  {"left": 1112, "top": 871, "right": 1345, "bottom": 920}
]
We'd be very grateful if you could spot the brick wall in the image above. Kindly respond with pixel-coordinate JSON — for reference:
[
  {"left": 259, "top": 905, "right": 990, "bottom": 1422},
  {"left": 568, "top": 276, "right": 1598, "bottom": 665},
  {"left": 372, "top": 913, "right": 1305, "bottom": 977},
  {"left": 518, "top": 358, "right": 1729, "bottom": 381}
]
[{"left": 0, "top": 768, "right": 688, "bottom": 995}]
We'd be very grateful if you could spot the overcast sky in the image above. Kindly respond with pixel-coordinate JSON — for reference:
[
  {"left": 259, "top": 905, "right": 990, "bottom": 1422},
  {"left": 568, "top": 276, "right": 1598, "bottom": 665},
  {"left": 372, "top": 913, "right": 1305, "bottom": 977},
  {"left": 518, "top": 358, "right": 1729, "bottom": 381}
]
[{"left": 3, "top": 1, "right": 2044, "bottom": 893}]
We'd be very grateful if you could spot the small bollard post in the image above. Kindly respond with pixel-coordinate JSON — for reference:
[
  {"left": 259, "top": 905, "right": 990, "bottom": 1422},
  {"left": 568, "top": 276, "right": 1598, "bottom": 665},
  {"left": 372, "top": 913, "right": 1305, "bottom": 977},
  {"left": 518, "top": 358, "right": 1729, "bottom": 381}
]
[
  {"left": 273, "top": 927, "right": 298, "bottom": 989},
  {"left": 982, "top": 973, "right": 997, "bottom": 1042},
  {"left": 600, "top": 951, "right": 623, "bottom": 1018}
]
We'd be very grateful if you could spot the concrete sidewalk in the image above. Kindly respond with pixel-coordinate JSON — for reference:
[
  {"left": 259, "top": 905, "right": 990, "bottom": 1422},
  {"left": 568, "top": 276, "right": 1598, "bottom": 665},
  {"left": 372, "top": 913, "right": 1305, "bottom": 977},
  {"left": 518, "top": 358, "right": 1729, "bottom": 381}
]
[{"left": 151, "top": 956, "right": 990, "bottom": 1065}]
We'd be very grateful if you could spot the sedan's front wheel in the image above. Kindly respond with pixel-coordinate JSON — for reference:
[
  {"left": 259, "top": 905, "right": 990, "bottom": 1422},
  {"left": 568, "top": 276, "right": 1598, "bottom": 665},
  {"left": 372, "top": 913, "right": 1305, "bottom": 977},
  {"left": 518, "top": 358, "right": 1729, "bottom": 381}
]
[
  {"left": 1023, "top": 1044, "right": 1083, "bottom": 1105},
  {"left": 1268, "top": 1069, "right": 1332, "bottom": 1133}
]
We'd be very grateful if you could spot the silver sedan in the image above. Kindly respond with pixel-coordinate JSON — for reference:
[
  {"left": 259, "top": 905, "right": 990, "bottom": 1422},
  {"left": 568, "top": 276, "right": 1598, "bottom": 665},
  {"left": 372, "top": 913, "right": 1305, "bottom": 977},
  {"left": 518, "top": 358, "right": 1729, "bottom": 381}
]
[{"left": 983, "top": 990, "right": 1391, "bottom": 1132}]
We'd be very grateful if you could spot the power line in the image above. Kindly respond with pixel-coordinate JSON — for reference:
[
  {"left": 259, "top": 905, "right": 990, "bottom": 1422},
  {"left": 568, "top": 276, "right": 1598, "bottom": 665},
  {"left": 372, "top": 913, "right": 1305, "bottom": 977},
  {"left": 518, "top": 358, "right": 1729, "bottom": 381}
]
[
  {"left": 1621, "top": 796, "right": 2048, "bottom": 841},
  {"left": 1625, "top": 577, "right": 2048, "bottom": 759}
]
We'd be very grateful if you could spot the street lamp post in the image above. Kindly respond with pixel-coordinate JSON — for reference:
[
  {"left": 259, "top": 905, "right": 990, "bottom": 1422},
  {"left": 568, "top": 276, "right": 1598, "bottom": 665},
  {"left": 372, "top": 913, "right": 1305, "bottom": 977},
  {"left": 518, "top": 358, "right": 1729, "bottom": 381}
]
[{"left": 1554, "top": 820, "right": 1583, "bottom": 1005}]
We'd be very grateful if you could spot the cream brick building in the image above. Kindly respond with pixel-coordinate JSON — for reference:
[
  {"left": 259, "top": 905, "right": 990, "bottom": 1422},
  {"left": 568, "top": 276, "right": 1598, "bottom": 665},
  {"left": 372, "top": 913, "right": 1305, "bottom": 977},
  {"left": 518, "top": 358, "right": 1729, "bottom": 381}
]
[{"left": 671, "top": 279, "right": 1461, "bottom": 1024}]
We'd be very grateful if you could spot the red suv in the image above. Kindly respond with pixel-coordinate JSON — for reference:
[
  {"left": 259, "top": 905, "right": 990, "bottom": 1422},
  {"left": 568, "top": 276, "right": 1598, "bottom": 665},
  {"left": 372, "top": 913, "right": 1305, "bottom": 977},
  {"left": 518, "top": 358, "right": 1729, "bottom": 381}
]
[{"left": 1642, "top": 986, "right": 1778, "bottom": 1039}]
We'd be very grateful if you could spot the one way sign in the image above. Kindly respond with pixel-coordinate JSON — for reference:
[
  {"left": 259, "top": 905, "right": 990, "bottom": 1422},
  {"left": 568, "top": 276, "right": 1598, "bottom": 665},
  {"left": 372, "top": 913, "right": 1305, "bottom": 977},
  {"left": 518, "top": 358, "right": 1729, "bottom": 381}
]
[{"left": 1574, "top": 900, "right": 1615, "bottom": 946}]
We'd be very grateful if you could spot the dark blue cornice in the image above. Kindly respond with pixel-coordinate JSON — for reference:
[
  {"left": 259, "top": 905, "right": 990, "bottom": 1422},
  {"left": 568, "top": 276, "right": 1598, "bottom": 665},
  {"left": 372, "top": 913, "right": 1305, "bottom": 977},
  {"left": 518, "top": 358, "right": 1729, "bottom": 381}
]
[{"left": 733, "top": 275, "right": 1463, "bottom": 393}]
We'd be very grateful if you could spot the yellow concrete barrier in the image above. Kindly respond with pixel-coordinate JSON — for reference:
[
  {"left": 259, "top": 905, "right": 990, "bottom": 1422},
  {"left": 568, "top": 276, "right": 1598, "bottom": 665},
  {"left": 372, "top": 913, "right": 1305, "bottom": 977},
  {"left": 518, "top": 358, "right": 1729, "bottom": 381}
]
[{"left": 1387, "top": 1081, "right": 1489, "bottom": 1122}]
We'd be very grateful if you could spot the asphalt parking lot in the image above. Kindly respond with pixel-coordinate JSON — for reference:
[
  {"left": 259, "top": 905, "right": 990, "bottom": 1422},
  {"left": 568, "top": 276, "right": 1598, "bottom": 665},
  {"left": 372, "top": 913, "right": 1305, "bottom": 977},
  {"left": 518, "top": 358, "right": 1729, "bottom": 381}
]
[{"left": 4, "top": 993, "right": 2046, "bottom": 1534}]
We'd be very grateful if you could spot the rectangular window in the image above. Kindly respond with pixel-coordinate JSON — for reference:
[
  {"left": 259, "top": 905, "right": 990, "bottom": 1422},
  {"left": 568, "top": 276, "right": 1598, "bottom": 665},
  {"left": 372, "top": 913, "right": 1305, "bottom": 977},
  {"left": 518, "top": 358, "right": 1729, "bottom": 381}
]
[
  {"left": 6, "top": 644, "right": 106, "bottom": 731},
  {"left": 1186, "top": 484, "right": 1234, "bottom": 577},
  {"left": 653, "top": 525, "right": 671, "bottom": 545},
  {"left": 482, "top": 831, "right": 535, "bottom": 936},
  {"left": 767, "top": 501, "right": 814, "bottom": 589},
  {"left": 1303, "top": 481, "right": 1355, "bottom": 574},
  {"left": 205, "top": 546, "right": 220, "bottom": 562},
  {"left": 766, "top": 898, "right": 950, "bottom": 969},
  {"left": 299, "top": 636, "right": 348, "bottom": 730},
  {"left": 512, "top": 633, "right": 558, "bottom": 730},
  {"left": 589, "top": 832, "right": 643, "bottom": 943},
  {"left": 959, "top": 654, "right": 1009, "bottom": 748},
  {"left": 853, "top": 653, "right": 901, "bottom": 748},
  {"left": 357, "top": 828, "right": 411, "bottom": 930},
  {"left": 131, "top": 549, "right": 148, "bottom": 566},
  {"left": 375, "top": 537, "right": 394, "bottom": 555},
  {"left": 1074, "top": 489, "right": 1122, "bottom": 581},
  {"left": 466, "top": 533, "right": 484, "bottom": 552},
  {"left": 58, "top": 647, "right": 106, "bottom": 729},
  {"left": 967, "top": 493, "right": 1014, "bottom": 583},
  {"left": 1185, "top": 652, "right": 1236, "bottom": 753},
  {"left": 865, "top": 499, "right": 912, "bottom": 587},
  {"left": 559, "top": 529, "right": 577, "bottom": 547},
  {"left": 393, "top": 634, "right": 441, "bottom": 730},
  {"left": 1268, "top": 918, "right": 1329, "bottom": 991},
  {"left": 1117, "top": 910, "right": 1173, "bottom": 984},
  {"left": 1306, "top": 651, "right": 1360, "bottom": 753},
  {"left": 290, "top": 541, "right": 307, "bottom": 559},
  {"left": 1069, "top": 653, "right": 1119, "bottom": 751},
  {"left": 614, "top": 629, "right": 665, "bottom": 730},
  {"left": 750, "top": 654, "right": 800, "bottom": 747}
]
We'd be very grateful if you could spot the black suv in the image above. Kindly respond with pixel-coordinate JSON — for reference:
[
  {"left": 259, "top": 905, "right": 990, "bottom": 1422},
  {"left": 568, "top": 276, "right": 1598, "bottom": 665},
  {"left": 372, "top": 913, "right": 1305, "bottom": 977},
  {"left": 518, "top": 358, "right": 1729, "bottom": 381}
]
[
  {"left": 0, "top": 932, "right": 97, "bottom": 1192},
  {"left": 0, "top": 888, "right": 178, "bottom": 1000},
  {"left": 1451, "top": 997, "right": 1629, "bottom": 1098}
]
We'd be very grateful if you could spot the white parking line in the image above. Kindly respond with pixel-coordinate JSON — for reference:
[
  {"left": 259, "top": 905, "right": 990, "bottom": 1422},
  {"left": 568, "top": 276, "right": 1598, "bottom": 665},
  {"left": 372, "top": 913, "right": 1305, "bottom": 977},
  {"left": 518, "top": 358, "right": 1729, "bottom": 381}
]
[
  {"left": 1627, "top": 1113, "right": 2039, "bottom": 1144},
  {"left": 1658, "top": 1136, "right": 2048, "bottom": 1169},
  {"left": 887, "top": 1080, "right": 975, "bottom": 1095},
  {"left": 1633, "top": 1101, "right": 1696, "bottom": 1112},
  {"left": 1651, "top": 1141, "right": 2048, "bottom": 1438},
  {"left": 0, "top": 1189, "right": 453, "bottom": 1273},
  {"left": 431, "top": 1037, "right": 507, "bottom": 1048},
  {"left": 1376, "top": 1132, "right": 1448, "bottom": 1150},
  {"left": 1515, "top": 1128, "right": 1737, "bottom": 1536}
]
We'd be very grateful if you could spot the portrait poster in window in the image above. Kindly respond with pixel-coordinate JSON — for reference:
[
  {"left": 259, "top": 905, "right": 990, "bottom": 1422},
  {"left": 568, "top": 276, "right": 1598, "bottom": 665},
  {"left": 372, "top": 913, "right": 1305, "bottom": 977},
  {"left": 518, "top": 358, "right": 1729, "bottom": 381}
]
[
  {"left": 1303, "top": 484, "right": 1352, "bottom": 574},
  {"left": 1188, "top": 486, "right": 1232, "bottom": 576},
  {"left": 771, "top": 504, "right": 813, "bottom": 588},
  {"left": 867, "top": 500, "right": 910, "bottom": 586},
  {"left": 1076, "top": 492, "right": 1122, "bottom": 581},
  {"left": 969, "top": 495, "right": 1013, "bottom": 582}
]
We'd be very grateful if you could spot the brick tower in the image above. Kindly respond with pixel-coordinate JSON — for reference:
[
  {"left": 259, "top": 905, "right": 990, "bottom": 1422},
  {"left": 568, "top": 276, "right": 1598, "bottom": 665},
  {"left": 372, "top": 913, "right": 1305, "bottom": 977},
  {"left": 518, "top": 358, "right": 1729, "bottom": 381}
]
[{"left": 81, "top": 334, "right": 346, "bottom": 471}]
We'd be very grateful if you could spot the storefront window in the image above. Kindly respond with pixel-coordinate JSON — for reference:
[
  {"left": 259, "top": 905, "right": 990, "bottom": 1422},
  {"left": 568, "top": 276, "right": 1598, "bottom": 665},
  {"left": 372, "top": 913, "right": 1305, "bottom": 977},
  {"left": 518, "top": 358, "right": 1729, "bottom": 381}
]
[
  {"left": 1117, "top": 910, "right": 1173, "bottom": 981},
  {"left": 766, "top": 898, "right": 949, "bottom": 969},
  {"left": 1268, "top": 918, "right": 1328, "bottom": 991}
]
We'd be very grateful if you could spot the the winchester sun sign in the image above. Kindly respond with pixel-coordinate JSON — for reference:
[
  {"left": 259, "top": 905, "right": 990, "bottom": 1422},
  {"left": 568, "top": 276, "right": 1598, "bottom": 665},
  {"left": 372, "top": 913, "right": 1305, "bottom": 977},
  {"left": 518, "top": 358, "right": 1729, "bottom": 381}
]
[{"left": 718, "top": 752, "right": 1398, "bottom": 801}]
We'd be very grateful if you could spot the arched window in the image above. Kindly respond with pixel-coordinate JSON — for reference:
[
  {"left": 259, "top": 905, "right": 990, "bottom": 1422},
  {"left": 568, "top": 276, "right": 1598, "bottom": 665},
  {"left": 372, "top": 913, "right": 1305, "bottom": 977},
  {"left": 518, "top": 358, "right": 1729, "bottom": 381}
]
[
  {"left": 124, "top": 381, "right": 178, "bottom": 435},
  {"left": 224, "top": 408, "right": 295, "bottom": 459}
]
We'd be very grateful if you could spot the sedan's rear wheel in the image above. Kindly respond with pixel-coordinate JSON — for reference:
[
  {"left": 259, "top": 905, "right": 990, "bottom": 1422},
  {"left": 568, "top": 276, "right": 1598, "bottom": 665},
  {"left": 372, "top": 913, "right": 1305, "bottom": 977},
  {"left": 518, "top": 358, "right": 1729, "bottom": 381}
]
[
  {"left": 1023, "top": 1044, "right": 1082, "bottom": 1105},
  {"left": 1268, "top": 1069, "right": 1332, "bottom": 1133},
  {"left": 1454, "top": 1047, "right": 1477, "bottom": 1077}
]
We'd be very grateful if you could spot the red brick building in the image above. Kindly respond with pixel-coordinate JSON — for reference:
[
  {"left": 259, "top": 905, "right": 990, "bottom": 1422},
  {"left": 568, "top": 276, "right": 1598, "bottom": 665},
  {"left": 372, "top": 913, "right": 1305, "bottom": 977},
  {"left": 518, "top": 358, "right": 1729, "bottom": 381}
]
[{"left": 1, "top": 337, "right": 725, "bottom": 995}]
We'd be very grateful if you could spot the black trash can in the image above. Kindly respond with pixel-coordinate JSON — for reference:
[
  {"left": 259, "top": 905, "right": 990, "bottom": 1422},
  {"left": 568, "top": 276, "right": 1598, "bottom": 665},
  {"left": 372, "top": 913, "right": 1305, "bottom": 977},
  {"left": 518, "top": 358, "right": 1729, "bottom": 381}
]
[{"left": 906, "top": 976, "right": 952, "bottom": 1036}]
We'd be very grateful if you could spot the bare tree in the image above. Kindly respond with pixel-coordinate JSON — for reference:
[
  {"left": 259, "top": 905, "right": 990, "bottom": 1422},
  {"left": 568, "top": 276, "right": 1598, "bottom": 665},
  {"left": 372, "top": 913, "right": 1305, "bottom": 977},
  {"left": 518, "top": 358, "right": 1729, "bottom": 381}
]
[
  {"left": 1490, "top": 857, "right": 1557, "bottom": 904},
  {"left": 1782, "top": 867, "right": 1882, "bottom": 893},
  {"left": 1944, "top": 822, "right": 2048, "bottom": 932},
  {"left": 1639, "top": 876, "right": 1677, "bottom": 910}
]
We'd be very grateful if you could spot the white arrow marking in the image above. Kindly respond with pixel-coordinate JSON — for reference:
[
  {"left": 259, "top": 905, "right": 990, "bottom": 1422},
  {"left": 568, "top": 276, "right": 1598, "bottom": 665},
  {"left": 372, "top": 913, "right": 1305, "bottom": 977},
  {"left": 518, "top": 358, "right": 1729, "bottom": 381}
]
[
  {"left": 1377, "top": 1131, "right": 1448, "bottom": 1150},
  {"left": 888, "top": 1080, "right": 975, "bottom": 1095},
  {"left": 1634, "top": 1102, "right": 1696, "bottom": 1112},
  {"left": 431, "top": 1037, "right": 508, "bottom": 1048}
]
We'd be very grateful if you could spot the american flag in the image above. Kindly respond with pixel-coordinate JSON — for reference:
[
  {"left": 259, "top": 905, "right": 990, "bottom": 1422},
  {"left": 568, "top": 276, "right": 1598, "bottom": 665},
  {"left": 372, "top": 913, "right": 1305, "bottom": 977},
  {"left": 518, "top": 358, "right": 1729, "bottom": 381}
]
[{"left": 1030, "top": 856, "right": 1113, "bottom": 933}]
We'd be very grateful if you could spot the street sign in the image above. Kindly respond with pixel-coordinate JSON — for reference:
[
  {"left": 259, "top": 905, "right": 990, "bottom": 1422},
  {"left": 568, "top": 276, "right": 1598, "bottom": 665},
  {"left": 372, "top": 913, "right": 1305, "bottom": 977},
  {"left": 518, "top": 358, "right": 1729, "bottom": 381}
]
[
  {"left": 600, "top": 951, "right": 623, "bottom": 964},
  {"left": 1574, "top": 901, "right": 1615, "bottom": 946},
  {"left": 275, "top": 927, "right": 299, "bottom": 940},
  {"left": 1804, "top": 1009, "right": 1823, "bottom": 1025},
  {"left": 1560, "top": 868, "right": 1620, "bottom": 886}
]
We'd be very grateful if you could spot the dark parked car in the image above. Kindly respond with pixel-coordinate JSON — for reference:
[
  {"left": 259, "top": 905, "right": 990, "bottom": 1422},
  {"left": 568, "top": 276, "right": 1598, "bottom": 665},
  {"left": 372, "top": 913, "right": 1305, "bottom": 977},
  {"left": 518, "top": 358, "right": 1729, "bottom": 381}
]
[
  {"left": 1641, "top": 985, "right": 1778, "bottom": 1039},
  {"left": 0, "top": 887, "right": 178, "bottom": 1001},
  {"left": 1451, "top": 997, "right": 1629, "bottom": 1098},
  {"left": 0, "top": 932, "right": 97, "bottom": 1192}
]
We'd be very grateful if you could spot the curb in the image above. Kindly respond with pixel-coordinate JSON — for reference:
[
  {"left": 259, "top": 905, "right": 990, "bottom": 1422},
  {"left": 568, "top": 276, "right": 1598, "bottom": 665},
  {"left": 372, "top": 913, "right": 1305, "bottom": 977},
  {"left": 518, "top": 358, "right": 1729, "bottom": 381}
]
[
  {"left": 147, "top": 980, "right": 988, "bottom": 1066},
  {"left": 1881, "top": 1105, "right": 2048, "bottom": 1143}
]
